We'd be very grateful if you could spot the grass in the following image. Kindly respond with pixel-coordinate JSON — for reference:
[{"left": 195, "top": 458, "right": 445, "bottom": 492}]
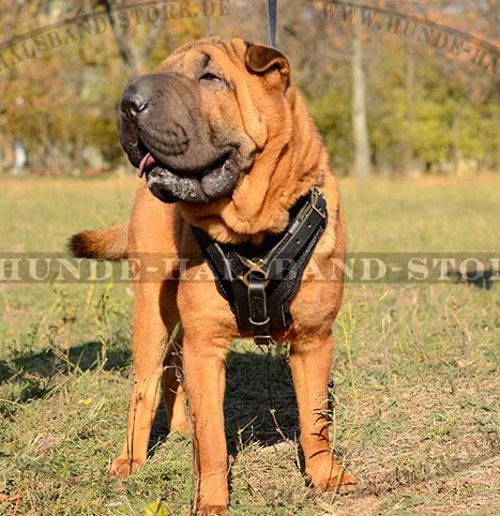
[{"left": 0, "top": 173, "right": 499, "bottom": 515}]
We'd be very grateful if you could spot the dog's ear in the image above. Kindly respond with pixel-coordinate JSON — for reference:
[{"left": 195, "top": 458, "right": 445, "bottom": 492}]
[{"left": 245, "top": 43, "right": 290, "bottom": 88}]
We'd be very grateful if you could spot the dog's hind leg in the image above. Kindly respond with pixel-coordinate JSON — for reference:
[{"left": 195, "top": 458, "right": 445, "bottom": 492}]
[
  {"left": 162, "top": 324, "right": 191, "bottom": 435},
  {"left": 290, "top": 334, "right": 359, "bottom": 492},
  {"left": 108, "top": 280, "right": 178, "bottom": 479}
]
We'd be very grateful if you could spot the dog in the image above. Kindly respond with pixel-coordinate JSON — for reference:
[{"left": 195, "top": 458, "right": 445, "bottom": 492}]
[{"left": 70, "top": 36, "right": 357, "bottom": 514}]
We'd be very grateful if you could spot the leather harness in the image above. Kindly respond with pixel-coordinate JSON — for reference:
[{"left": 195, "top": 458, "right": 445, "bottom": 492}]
[{"left": 191, "top": 187, "right": 328, "bottom": 346}]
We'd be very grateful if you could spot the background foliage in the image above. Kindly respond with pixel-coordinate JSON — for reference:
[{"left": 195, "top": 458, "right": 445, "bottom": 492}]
[{"left": 0, "top": 0, "right": 498, "bottom": 177}]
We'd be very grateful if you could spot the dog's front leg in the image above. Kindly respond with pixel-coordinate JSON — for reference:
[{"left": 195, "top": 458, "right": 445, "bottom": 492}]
[
  {"left": 108, "top": 281, "right": 173, "bottom": 478},
  {"left": 290, "top": 334, "right": 358, "bottom": 492},
  {"left": 183, "top": 334, "right": 230, "bottom": 515}
]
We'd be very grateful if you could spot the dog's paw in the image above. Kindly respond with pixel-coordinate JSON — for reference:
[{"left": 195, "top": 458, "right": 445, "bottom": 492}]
[
  {"left": 315, "top": 470, "right": 359, "bottom": 493},
  {"left": 108, "top": 457, "right": 143, "bottom": 479},
  {"left": 195, "top": 505, "right": 227, "bottom": 515}
]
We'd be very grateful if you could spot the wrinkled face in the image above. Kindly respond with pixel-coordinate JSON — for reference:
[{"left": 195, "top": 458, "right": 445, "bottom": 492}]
[{"left": 119, "top": 38, "right": 290, "bottom": 204}]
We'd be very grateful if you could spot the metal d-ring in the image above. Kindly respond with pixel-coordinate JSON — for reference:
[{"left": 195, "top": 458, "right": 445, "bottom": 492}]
[{"left": 248, "top": 316, "right": 271, "bottom": 326}]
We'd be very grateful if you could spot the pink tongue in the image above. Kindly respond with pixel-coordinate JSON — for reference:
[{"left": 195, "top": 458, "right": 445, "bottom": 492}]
[{"left": 138, "top": 152, "right": 156, "bottom": 178}]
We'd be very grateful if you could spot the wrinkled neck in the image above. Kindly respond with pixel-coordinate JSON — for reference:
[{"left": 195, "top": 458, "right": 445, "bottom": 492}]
[{"left": 181, "top": 88, "right": 328, "bottom": 244}]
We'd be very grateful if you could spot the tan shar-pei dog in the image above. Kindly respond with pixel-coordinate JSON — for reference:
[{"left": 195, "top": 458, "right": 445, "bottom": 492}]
[{"left": 70, "top": 36, "right": 357, "bottom": 514}]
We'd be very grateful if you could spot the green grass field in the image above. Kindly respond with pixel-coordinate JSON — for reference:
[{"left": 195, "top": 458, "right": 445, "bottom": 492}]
[{"left": 0, "top": 174, "right": 499, "bottom": 515}]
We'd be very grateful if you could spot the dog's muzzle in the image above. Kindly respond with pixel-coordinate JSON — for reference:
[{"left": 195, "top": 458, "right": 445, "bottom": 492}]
[{"left": 119, "top": 72, "right": 241, "bottom": 203}]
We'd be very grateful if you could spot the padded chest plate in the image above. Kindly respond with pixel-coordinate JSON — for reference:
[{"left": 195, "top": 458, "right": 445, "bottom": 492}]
[{"left": 191, "top": 187, "right": 328, "bottom": 345}]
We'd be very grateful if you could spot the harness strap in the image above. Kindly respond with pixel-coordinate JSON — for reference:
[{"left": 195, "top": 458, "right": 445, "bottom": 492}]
[{"left": 191, "top": 187, "right": 327, "bottom": 345}]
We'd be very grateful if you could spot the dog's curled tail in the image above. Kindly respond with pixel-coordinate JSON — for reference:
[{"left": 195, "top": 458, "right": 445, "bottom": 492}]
[{"left": 69, "top": 222, "right": 129, "bottom": 261}]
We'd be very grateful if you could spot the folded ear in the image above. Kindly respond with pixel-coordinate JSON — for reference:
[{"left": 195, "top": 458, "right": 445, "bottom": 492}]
[{"left": 245, "top": 43, "right": 290, "bottom": 88}]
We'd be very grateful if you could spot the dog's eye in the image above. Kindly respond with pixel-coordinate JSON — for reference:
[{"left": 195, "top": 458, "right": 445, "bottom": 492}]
[{"left": 199, "top": 72, "right": 223, "bottom": 84}]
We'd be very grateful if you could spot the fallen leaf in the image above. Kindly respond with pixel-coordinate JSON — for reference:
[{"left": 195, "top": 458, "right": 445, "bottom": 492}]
[{"left": 145, "top": 501, "right": 167, "bottom": 516}]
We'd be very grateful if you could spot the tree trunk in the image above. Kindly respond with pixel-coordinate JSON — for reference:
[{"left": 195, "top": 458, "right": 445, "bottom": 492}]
[
  {"left": 402, "top": 42, "right": 418, "bottom": 177},
  {"left": 351, "top": 18, "right": 371, "bottom": 180},
  {"left": 99, "top": 0, "right": 163, "bottom": 75},
  {"left": 13, "top": 138, "right": 27, "bottom": 175}
]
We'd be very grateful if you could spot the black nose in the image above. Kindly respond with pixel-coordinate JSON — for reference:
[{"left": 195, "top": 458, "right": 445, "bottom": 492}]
[{"left": 121, "top": 81, "right": 150, "bottom": 117}]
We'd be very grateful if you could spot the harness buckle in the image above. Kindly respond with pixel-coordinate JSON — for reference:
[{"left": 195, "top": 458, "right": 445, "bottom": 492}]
[
  {"left": 254, "top": 335, "right": 274, "bottom": 346},
  {"left": 310, "top": 186, "right": 327, "bottom": 220},
  {"left": 239, "top": 259, "right": 270, "bottom": 287}
]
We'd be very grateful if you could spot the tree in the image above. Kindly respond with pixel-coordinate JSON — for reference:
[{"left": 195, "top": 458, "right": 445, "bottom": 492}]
[{"left": 351, "top": 16, "right": 371, "bottom": 180}]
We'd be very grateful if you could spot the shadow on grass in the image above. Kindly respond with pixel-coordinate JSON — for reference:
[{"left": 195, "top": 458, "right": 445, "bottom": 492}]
[
  {"left": 0, "top": 341, "right": 131, "bottom": 381},
  {"left": 1, "top": 341, "right": 298, "bottom": 453},
  {"left": 148, "top": 347, "right": 299, "bottom": 456},
  {"left": 224, "top": 348, "right": 299, "bottom": 453},
  {"left": 0, "top": 341, "right": 131, "bottom": 406}
]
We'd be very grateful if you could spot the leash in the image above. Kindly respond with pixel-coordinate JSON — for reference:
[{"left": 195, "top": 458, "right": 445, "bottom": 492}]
[{"left": 267, "top": 0, "right": 278, "bottom": 47}]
